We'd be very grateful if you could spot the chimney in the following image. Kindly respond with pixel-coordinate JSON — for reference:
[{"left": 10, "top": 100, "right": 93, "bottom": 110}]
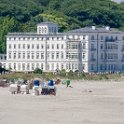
[
  {"left": 92, "top": 26, "right": 96, "bottom": 30},
  {"left": 105, "top": 26, "right": 110, "bottom": 31}
]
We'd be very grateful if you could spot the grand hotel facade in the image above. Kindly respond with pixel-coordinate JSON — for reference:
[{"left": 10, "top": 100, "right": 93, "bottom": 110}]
[{"left": 1, "top": 22, "right": 124, "bottom": 73}]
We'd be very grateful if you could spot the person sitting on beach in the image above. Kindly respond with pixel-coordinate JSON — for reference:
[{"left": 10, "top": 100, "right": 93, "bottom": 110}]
[
  {"left": 41, "top": 82, "right": 48, "bottom": 95},
  {"left": 48, "top": 80, "right": 56, "bottom": 95}
]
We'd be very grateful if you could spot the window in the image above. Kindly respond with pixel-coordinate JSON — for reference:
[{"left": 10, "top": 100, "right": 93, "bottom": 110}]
[
  {"left": 101, "top": 36, "right": 103, "bottom": 40},
  {"left": 115, "top": 36, "right": 118, "bottom": 40},
  {"left": 83, "top": 43, "right": 86, "bottom": 49},
  {"left": 61, "top": 44, "right": 64, "bottom": 49},
  {"left": 41, "top": 53, "right": 44, "bottom": 59},
  {"left": 39, "top": 27, "right": 42, "bottom": 34},
  {"left": 32, "top": 44, "right": 34, "bottom": 49},
  {"left": 61, "top": 64, "right": 64, "bottom": 69},
  {"left": 47, "top": 63, "right": 49, "bottom": 70},
  {"left": 51, "top": 63, "right": 54, "bottom": 70},
  {"left": 32, "top": 53, "right": 34, "bottom": 59},
  {"left": 36, "top": 63, "right": 39, "bottom": 68},
  {"left": 41, "top": 44, "right": 44, "bottom": 49},
  {"left": 18, "top": 44, "right": 21, "bottom": 49},
  {"left": 101, "top": 53, "right": 104, "bottom": 60},
  {"left": 27, "top": 53, "right": 30, "bottom": 59},
  {"left": 111, "top": 36, "right": 113, "bottom": 41},
  {"left": 37, "top": 44, "right": 39, "bottom": 49},
  {"left": 91, "top": 35, "right": 94, "bottom": 40},
  {"left": 61, "top": 53, "right": 64, "bottom": 59},
  {"left": 23, "top": 53, "right": 25, "bottom": 59},
  {"left": 9, "top": 44, "right": 11, "bottom": 49},
  {"left": 18, "top": 53, "right": 21, "bottom": 59},
  {"left": 47, "top": 44, "right": 49, "bottom": 49},
  {"left": 122, "top": 45, "right": 124, "bottom": 51},
  {"left": 27, "top": 44, "right": 30, "bottom": 49},
  {"left": 83, "top": 64, "right": 85, "bottom": 70},
  {"left": 56, "top": 63, "right": 59, "bottom": 69},
  {"left": 14, "top": 44, "right": 16, "bottom": 49},
  {"left": 57, "top": 44, "right": 59, "bottom": 49},
  {"left": 106, "top": 36, "right": 109, "bottom": 41},
  {"left": 44, "top": 27, "right": 47, "bottom": 33},
  {"left": 18, "top": 63, "right": 21, "bottom": 70},
  {"left": 91, "top": 44, "right": 95, "bottom": 50},
  {"left": 32, "top": 63, "right": 34, "bottom": 70},
  {"left": 36, "top": 53, "right": 39, "bottom": 59},
  {"left": 27, "top": 63, "right": 30, "bottom": 70},
  {"left": 82, "top": 53, "right": 85, "bottom": 59},
  {"left": 41, "top": 63, "right": 43, "bottom": 70},
  {"left": 56, "top": 52, "right": 59, "bottom": 59},
  {"left": 47, "top": 52, "right": 50, "bottom": 59},
  {"left": 52, "top": 53, "right": 54, "bottom": 59},
  {"left": 14, "top": 63, "right": 16, "bottom": 70},
  {"left": 72, "top": 63, "right": 74, "bottom": 69},
  {"left": 52, "top": 44, "right": 54, "bottom": 49},
  {"left": 91, "top": 53, "right": 94, "bottom": 60},
  {"left": 66, "top": 64, "right": 69, "bottom": 69},
  {"left": 100, "top": 64, "right": 103, "bottom": 70},
  {"left": 69, "top": 63, "right": 71, "bottom": 69},
  {"left": 72, "top": 44, "right": 78, "bottom": 49},
  {"left": 8, "top": 63, "right": 11, "bottom": 69},
  {"left": 91, "top": 64, "right": 94, "bottom": 70},
  {"left": 101, "top": 44, "right": 103, "bottom": 49},
  {"left": 9, "top": 53, "right": 11, "bottom": 59},
  {"left": 14, "top": 53, "right": 16, "bottom": 59},
  {"left": 22, "top": 63, "right": 25, "bottom": 70},
  {"left": 83, "top": 35, "right": 85, "bottom": 40},
  {"left": 23, "top": 44, "right": 25, "bottom": 49}
]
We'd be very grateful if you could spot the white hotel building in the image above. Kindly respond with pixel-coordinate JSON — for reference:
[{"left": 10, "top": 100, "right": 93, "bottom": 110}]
[{"left": 1, "top": 22, "right": 124, "bottom": 73}]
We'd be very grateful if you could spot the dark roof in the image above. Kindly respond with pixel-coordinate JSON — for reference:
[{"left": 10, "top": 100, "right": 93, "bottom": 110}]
[
  {"left": 7, "top": 33, "right": 64, "bottom": 37},
  {"left": 67, "top": 27, "right": 123, "bottom": 34},
  {"left": 37, "top": 22, "right": 58, "bottom": 26}
]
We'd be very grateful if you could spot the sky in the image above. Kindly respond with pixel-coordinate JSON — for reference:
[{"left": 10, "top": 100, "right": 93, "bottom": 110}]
[{"left": 112, "top": 0, "right": 124, "bottom": 3}]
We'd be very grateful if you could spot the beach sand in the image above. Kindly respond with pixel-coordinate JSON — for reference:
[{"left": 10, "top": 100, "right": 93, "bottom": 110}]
[{"left": 0, "top": 80, "right": 124, "bottom": 124}]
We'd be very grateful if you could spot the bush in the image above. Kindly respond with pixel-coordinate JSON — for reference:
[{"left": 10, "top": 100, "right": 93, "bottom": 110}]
[
  {"left": 59, "top": 69, "right": 66, "bottom": 77},
  {"left": 34, "top": 68, "right": 42, "bottom": 74}
]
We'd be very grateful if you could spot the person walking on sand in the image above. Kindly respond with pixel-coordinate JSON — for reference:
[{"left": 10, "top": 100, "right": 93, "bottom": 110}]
[{"left": 66, "top": 79, "right": 72, "bottom": 88}]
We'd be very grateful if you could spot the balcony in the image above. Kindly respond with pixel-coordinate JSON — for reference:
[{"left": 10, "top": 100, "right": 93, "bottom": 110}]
[
  {"left": 90, "top": 58, "right": 96, "bottom": 62},
  {"left": 105, "top": 39, "right": 116, "bottom": 42},
  {"left": 90, "top": 48, "right": 96, "bottom": 51}
]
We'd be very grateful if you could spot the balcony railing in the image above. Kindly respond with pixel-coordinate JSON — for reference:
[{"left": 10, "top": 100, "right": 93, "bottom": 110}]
[
  {"left": 105, "top": 39, "right": 116, "bottom": 42},
  {"left": 90, "top": 58, "right": 96, "bottom": 61},
  {"left": 90, "top": 48, "right": 96, "bottom": 51}
]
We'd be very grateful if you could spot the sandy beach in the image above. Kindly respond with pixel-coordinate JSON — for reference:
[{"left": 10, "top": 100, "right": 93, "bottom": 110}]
[{"left": 0, "top": 80, "right": 124, "bottom": 124}]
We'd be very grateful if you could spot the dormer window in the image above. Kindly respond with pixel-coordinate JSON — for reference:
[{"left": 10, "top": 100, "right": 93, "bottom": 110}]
[
  {"left": 106, "top": 36, "right": 108, "bottom": 41},
  {"left": 37, "top": 22, "right": 58, "bottom": 34},
  {"left": 101, "top": 36, "right": 103, "bottom": 40},
  {"left": 91, "top": 35, "right": 94, "bottom": 40},
  {"left": 115, "top": 36, "right": 118, "bottom": 40}
]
